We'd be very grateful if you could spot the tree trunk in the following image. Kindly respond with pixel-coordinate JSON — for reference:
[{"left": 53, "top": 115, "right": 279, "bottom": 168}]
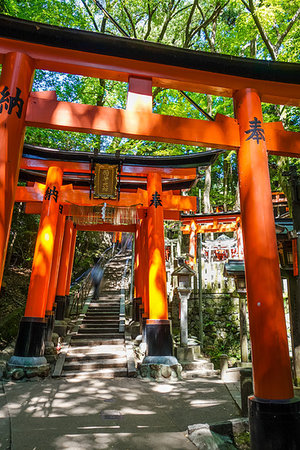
[
  {"left": 5, "top": 203, "right": 23, "bottom": 271},
  {"left": 203, "top": 165, "right": 211, "bottom": 213}
]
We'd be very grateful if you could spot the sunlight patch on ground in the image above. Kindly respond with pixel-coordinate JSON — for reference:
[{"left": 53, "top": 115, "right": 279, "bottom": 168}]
[
  {"left": 120, "top": 407, "right": 156, "bottom": 415},
  {"left": 190, "top": 399, "right": 227, "bottom": 407},
  {"left": 122, "top": 394, "right": 139, "bottom": 401},
  {"left": 151, "top": 384, "right": 175, "bottom": 394},
  {"left": 78, "top": 426, "right": 120, "bottom": 430}
]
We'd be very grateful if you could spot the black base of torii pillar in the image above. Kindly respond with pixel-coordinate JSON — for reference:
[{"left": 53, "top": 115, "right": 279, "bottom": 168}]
[{"left": 249, "top": 396, "right": 300, "bottom": 449}]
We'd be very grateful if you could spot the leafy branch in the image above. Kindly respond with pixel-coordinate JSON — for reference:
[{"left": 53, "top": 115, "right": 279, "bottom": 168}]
[{"left": 240, "top": 0, "right": 300, "bottom": 60}]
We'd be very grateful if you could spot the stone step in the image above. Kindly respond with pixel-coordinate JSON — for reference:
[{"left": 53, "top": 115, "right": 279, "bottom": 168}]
[
  {"left": 89, "top": 301, "right": 120, "bottom": 306},
  {"left": 81, "top": 319, "right": 119, "bottom": 324},
  {"left": 86, "top": 310, "right": 119, "bottom": 314},
  {"left": 180, "top": 360, "right": 215, "bottom": 371},
  {"left": 83, "top": 315, "right": 119, "bottom": 320},
  {"left": 85, "top": 311, "right": 120, "bottom": 315},
  {"left": 63, "top": 358, "right": 127, "bottom": 371},
  {"left": 78, "top": 328, "right": 120, "bottom": 334},
  {"left": 72, "top": 332, "right": 123, "bottom": 339},
  {"left": 80, "top": 322, "right": 119, "bottom": 328},
  {"left": 89, "top": 300, "right": 120, "bottom": 308},
  {"left": 182, "top": 369, "right": 219, "bottom": 379},
  {"left": 95, "top": 294, "right": 120, "bottom": 298},
  {"left": 61, "top": 367, "right": 128, "bottom": 378},
  {"left": 71, "top": 338, "right": 125, "bottom": 346},
  {"left": 66, "top": 352, "right": 125, "bottom": 362},
  {"left": 93, "top": 303, "right": 120, "bottom": 306},
  {"left": 67, "top": 344, "right": 125, "bottom": 355},
  {"left": 87, "top": 308, "right": 120, "bottom": 312}
]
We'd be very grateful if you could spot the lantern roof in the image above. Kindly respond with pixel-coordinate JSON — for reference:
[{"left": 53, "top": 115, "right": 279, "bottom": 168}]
[
  {"left": 224, "top": 259, "right": 245, "bottom": 276},
  {"left": 172, "top": 262, "right": 196, "bottom": 277}
]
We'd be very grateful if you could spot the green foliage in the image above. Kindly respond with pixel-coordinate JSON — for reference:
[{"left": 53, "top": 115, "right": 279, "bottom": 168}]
[
  {"left": 202, "top": 294, "right": 241, "bottom": 364},
  {"left": 234, "top": 431, "right": 250, "bottom": 450},
  {"left": 73, "top": 231, "right": 112, "bottom": 279},
  {"left": 6, "top": 204, "right": 39, "bottom": 268},
  {"left": 0, "top": 307, "right": 24, "bottom": 346},
  {"left": 0, "top": 268, "right": 30, "bottom": 348}
]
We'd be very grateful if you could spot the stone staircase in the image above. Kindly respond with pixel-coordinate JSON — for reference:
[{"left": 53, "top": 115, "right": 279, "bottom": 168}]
[
  {"left": 181, "top": 357, "right": 217, "bottom": 379},
  {"left": 175, "top": 346, "right": 218, "bottom": 379},
  {"left": 60, "top": 253, "right": 131, "bottom": 378}
]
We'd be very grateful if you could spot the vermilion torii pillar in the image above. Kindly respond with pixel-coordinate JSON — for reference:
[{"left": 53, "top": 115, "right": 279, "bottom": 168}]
[
  {"left": 234, "top": 88, "right": 299, "bottom": 448},
  {"left": 145, "top": 173, "right": 173, "bottom": 357},
  {"left": 64, "top": 224, "right": 77, "bottom": 312},
  {"left": 55, "top": 217, "right": 74, "bottom": 321},
  {"left": 189, "top": 220, "right": 197, "bottom": 269},
  {"left": 141, "top": 215, "right": 149, "bottom": 321},
  {"left": 134, "top": 221, "right": 142, "bottom": 300},
  {"left": 45, "top": 210, "right": 66, "bottom": 344},
  {"left": 0, "top": 52, "right": 34, "bottom": 288},
  {"left": 9, "top": 166, "right": 63, "bottom": 368},
  {"left": 133, "top": 220, "right": 144, "bottom": 324}
]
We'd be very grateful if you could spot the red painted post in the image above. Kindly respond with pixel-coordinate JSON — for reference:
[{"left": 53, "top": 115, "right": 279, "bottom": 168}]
[
  {"left": 189, "top": 220, "right": 197, "bottom": 269},
  {"left": 134, "top": 223, "right": 140, "bottom": 299},
  {"left": 145, "top": 173, "right": 173, "bottom": 356},
  {"left": 46, "top": 211, "right": 66, "bottom": 315},
  {"left": 0, "top": 52, "right": 35, "bottom": 287},
  {"left": 134, "top": 220, "right": 144, "bottom": 299},
  {"left": 234, "top": 88, "right": 299, "bottom": 449},
  {"left": 55, "top": 217, "right": 73, "bottom": 320},
  {"left": 44, "top": 210, "right": 66, "bottom": 344},
  {"left": 141, "top": 216, "right": 149, "bottom": 319},
  {"left": 234, "top": 88, "right": 293, "bottom": 400},
  {"left": 25, "top": 166, "right": 63, "bottom": 318},
  {"left": 65, "top": 224, "right": 77, "bottom": 297},
  {"left": 13, "top": 166, "right": 63, "bottom": 360}
]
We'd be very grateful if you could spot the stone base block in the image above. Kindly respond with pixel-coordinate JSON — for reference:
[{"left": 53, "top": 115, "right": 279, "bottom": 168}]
[
  {"left": 223, "top": 367, "right": 241, "bottom": 382},
  {"left": 188, "top": 418, "right": 249, "bottom": 449},
  {"left": 53, "top": 320, "right": 68, "bottom": 337},
  {"left": 5, "top": 355, "right": 50, "bottom": 380},
  {"left": 175, "top": 345, "right": 201, "bottom": 362},
  {"left": 129, "top": 322, "right": 140, "bottom": 340},
  {"left": 237, "top": 361, "right": 252, "bottom": 368},
  {"left": 139, "top": 355, "right": 182, "bottom": 380}
]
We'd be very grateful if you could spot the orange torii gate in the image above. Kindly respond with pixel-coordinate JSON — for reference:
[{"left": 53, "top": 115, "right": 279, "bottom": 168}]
[
  {"left": 181, "top": 212, "right": 243, "bottom": 266},
  {"left": 13, "top": 144, "right": 210, "bottom": 361},
  {"left": 1, "top": 14, "right": 300, "bottom": 447}
]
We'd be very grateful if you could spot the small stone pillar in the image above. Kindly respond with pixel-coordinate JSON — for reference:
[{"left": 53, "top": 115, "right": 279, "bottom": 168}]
[
  {"left": 239, "top": 295, "right": 248, "bottom": 363},
  {"left": 240, "top": 367, "right": 253, "bottom": 416},
  {"left": 220, "top": 354, "right": 228, "bottom": 380}
]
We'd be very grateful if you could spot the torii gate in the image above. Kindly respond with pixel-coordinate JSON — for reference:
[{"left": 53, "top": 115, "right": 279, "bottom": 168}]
[
  {"left": 14, "top": 145, "right": 214, "bottom": 358},
  {"left": 181, "top": 212, "right": 243, "bottom": 266},
  {"left": 0, "top": 14, "right": 300, "bottom": 448}
]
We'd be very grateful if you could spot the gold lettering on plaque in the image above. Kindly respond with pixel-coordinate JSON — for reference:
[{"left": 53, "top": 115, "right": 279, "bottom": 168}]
[{"left": 94, "top": 164, "right": 118, "bottom": 199}]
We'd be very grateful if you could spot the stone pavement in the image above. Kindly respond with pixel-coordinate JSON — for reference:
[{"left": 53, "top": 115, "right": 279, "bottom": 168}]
[{"left": 0, "top": 374, "right": 240, "bottom": 450}]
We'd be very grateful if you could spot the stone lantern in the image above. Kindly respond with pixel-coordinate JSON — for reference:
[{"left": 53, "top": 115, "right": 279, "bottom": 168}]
[
  {"left": 172, "top": 261, "right": 195, "bottom": 346},
  {"left": 224, "top": 259, "right": 246, "bottom": 294}
]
